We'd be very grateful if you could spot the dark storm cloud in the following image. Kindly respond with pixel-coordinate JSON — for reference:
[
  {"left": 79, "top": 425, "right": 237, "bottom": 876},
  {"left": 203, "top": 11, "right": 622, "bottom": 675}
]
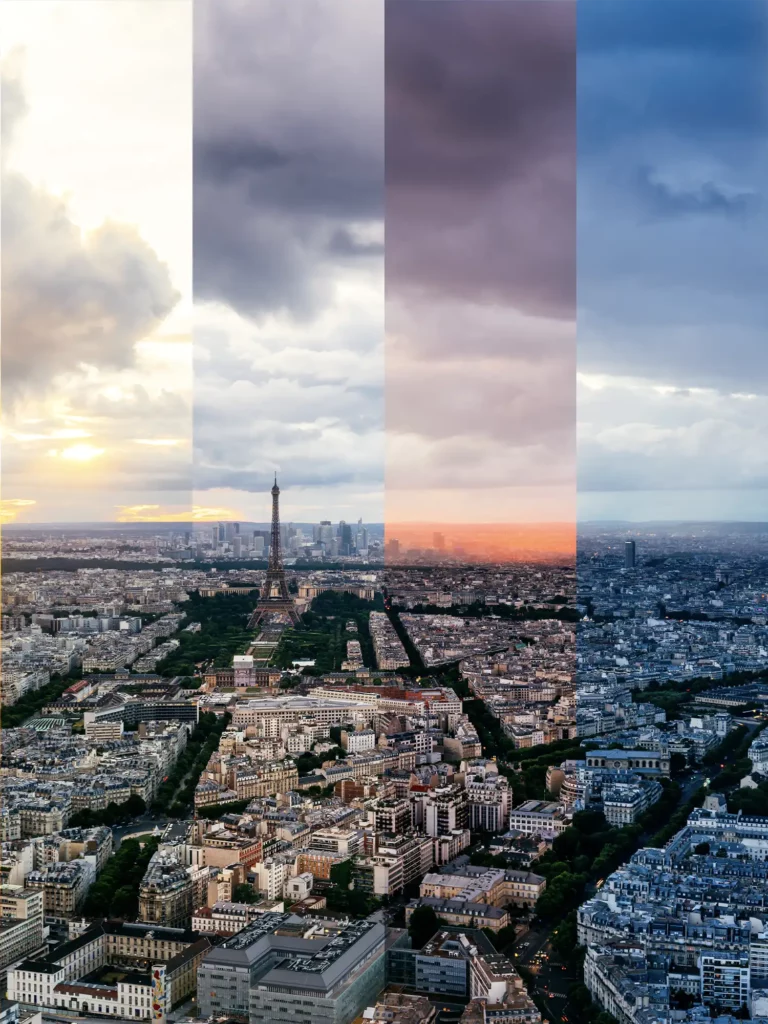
[
  {"left": 578, "top": 0, "right": 767, "bottom": 52},
  {"left": 194, "top": 0, "right": 383, "bottom": 321},
  {"left": 637, "top": 165, "right": 758, "bottom": 220},
  {"left": 384, "top": 0, "right": 576, "bottom": 518},
  {"left": 579, "top": 2, "right": 768, "bottom": 150},
  {"left": 386, "top": 0, "right": 575, "bottom": 320},
  {"left": 578, "top": 0, "right": 768, "bottom": 390},
  {"left": 193, "top": 3, "right": 385, "bottom": 505},
  {"left": 327, "top": 228, "right": 384, "bottom": 259},
  {"left": 193, "top": 463, "right": 377, "bottom": 494}
]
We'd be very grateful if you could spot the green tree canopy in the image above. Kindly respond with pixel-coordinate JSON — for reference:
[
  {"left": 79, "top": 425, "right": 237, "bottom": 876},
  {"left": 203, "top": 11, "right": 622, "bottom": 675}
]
[{"left": 408, "top": 904, "right": 439, "bottom": 950}]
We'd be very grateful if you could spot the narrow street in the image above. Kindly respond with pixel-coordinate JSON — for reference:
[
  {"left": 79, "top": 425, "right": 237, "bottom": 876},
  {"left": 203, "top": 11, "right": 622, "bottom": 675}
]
[{"left": 516, "top": 934, "right": 579, "bottom": 1024}]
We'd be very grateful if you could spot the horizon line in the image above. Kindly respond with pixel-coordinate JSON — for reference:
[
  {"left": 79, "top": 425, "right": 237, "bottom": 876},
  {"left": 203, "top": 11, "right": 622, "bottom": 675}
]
[{"left": 3, "top": 518, "right": 767, "bottom": 528}]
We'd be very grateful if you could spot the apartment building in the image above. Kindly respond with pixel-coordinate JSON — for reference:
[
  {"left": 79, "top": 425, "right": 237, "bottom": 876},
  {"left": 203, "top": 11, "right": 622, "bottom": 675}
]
[
  {"left": 138, "top": 854, "right": 207, "bottom": 929},
  {"left": 443, "top": 718, "right": 483, "bottom": 762},
  {"left": 307, "top": 827, "right": 363, "bottom": 858},
  {"left": 434, "top": 830, "right": 472, "bottom": 866},
  {"left": 578, "top": 807, "right": 768, "bottom": 1020},
  {"left": 0, "top": 888, "right": 45, "bottom": 984},
  {"left": 387, "top": 928, "right": 496, "bottom": 1001},
  {"left": 425, "top": 787, "right": 469, "bottom": 838},
  {"left": 25, "top": 861, "right": 93, "bottom": 922},
  {"left": 369, "top": 612, "right": 410, "bottom": 670},
  {"left": 200, "top": 833, "right": 262, "bottom": 870},
  {"left": 354, "top": 834, "right": 434, "bottom": 898},
  {"left": 470, "top": 950, "right": 542, "bottom": 1022},
  {"left": 228, "top": 761, "right": 299, "bottom": 801},
  {"left": 700, "top": 952, "right": 750, "bottom": 1012},
  {"left": 602, "top": 780, "right": 663, "bottom": 826},
  {"left": 373, "top": 799, "right": 412, "bottom": 836},
  {"left": 465, "top": 764, "right": 511, "bottom": 833},
  {"left": 750, "top": 932, "right": 768, "bottom": 986},
  {"left": 83, "top": 721, "right": 124, "bottom": 742},
  {"left": 16, "top": 803, "right": 69, "bottom": 839},
  {"left": 508, "top": 801, "right": 570, "bottom": 836},
  {"left": 253, "top": 856, "right": 298, "bottom": 900},
  {"left": 191, "top": 900, "right": 284, "bottom": 936},
  {"left": 341, "top": 728, "right": 376, "bottom": 754}
]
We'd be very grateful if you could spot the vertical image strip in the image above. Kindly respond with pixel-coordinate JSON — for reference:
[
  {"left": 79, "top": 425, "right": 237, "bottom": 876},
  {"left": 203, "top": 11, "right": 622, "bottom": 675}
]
[
  {"left": 193, "top": 0, "right": 385, "bottom": 539},
  {"left": 1, "top": 1, "right": 193, "bottom": 530},
  {"left": 576, "top": 4, "right": 768, "bottom": 1022},
  {"left": 384, "top": 0, "right": 576, "bottom": 565},
  {"left": 382, "top": 6, "right": 580, "bottom": 998}
]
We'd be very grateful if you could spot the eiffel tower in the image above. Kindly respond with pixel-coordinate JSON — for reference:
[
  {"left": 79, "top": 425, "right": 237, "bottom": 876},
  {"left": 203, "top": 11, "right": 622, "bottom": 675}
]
[{"left": 249, "top": 476, "right": 300, "bottom": 627}]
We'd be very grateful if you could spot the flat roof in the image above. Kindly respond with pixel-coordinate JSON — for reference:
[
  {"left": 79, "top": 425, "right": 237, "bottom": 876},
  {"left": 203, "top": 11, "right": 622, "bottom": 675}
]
[
  {"left": 235, "top": 696, "right": 372, "bottom": 710},
  {"left": 588, "top": 750, "right": 666, "bottom": 758}
]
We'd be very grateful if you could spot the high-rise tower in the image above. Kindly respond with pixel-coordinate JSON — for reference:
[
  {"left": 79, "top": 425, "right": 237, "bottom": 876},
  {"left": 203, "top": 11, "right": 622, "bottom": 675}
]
[
  {"left": 249, "top": 477, "right": 300, "bottom": 626},
  {"left": 624, "top": 539, "right": 637, "bottom": 569}
]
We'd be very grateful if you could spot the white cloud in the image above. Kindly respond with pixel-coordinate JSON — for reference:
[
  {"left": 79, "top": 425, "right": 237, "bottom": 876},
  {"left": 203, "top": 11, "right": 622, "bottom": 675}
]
[{"left": 0, "top": 2, "right": 192, "bottom": 521}]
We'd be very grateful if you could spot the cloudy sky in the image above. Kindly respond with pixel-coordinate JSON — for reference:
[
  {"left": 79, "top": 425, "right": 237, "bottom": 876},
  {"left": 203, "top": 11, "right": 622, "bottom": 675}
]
[
  {"left": 577, "top": 0, "right": 768, "bottom": 522},
  {"left": 3, "top": 0, "right": 765, "bottom": 528},
  {"left": 193, "top": 0, "right": 384, "bottom": 524},
  {"left": 1, "top": 0, "right": 195, "bottom": 524},
  {"left": 385, "top": 0, "right": 576, "bottom": 528}
]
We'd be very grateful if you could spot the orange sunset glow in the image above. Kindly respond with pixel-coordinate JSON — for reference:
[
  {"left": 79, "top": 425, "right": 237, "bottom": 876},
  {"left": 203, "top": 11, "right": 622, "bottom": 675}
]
[{"left": 384, "top": 522, "right": 576, "bottom": 563}]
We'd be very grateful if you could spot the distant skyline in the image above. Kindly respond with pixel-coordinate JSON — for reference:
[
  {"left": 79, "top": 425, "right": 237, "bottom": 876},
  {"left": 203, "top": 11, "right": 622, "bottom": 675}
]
[{"left": 4, "top": 516, "right": 767, "bottom": 533}]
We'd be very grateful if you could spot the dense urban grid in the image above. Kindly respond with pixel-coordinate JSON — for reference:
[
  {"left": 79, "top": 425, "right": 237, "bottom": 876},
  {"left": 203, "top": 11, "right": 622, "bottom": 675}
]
[{"left": 2, "top": 513, "right": 768, "bottom": 1024}]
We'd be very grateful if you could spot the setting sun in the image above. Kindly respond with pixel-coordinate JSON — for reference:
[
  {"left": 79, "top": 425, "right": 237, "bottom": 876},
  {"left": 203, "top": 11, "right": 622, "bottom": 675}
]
[{"left": 58, "top": 444, "right": 106, "bottom": 462}]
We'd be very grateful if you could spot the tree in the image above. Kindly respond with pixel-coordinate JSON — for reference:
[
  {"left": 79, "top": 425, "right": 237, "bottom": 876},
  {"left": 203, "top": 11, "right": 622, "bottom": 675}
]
[
  {"left": 295, "top": 752, "right": 323, "bottom": 775},
  {"left": 671, "top": 989, "right": 696, "bottom": 1010},
  {"left": 110, "top": 886, "right": 137, "bottom": 919},
  {"left": 535, "top": 872, "right": 587, "bottom": 922},
  {"left": 470, "top": 850, "right": 494, "bottom": 868},
  {"left": 551, "top": 912, "right": 578, "bottom": 960},
  {"left": 694, "top": 842, "right": 710, "bottom": 856},
  {"left": 408, "top": 905, "right": 439, "bottom": 950},
  {"left": 670, "top": 752, "right": 688, "bottom": 777},
  {"left": 595, "top": 1013, "right": 619, "bottom": 1024},
  {"left": 83, "top": 836, "right": 160, "bottom": 920},
  {"left": 347, "top": 889, "right": 371, "bottom": 916},
  {"left": 330, "top": 860, "right": 353, "bottom": 890},
  {"left": 124, "top": 793, "right": 147, "bottom": 818},
  {"left": 568, "top": 984, "right": 593, "bottom": 1017},
  {"left": 487, "top": 924, "right": 517, "bottom": 950},
  {"left": 233, "top": 884, "right": 260, "bottom": 904}
]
